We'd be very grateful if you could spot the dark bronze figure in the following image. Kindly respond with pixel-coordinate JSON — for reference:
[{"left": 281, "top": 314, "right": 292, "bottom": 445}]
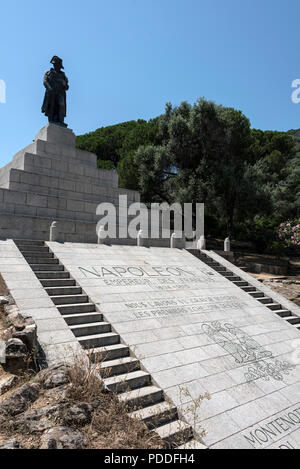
[{"left": 42, "top": 56, "right": 69, "bottom": 126}]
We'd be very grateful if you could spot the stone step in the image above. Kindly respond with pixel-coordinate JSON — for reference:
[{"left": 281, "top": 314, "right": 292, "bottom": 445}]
[
  {"left": 220, "top": 271, "right": 234, "bottom": 277},
  {"left": 45, "top": 286, "right": 82, "bottom": 296},
  {"left": 242, "top": 286, "right": 256, "bottom": 292},
  {"left": 103, "top": 370, "right": 151, "bottom": 393},
  {"left": 249, "top": 291, "right": 264, "bottom": 298},
  {"left": 226, "top": 276, "right": 241, "bottom": 282},
  {"left": 265, "top": 303, "right": 282, "bottom": 311},
  {"left": 31, "top": 264, "right": 65, "bottom": 272},
  {"left": 40, "top": 279, "right": 76, "bottom": 287},
  {"left": 17, "top": 245, "right": 49, "bottom": 252},
  {"left": 119, "top": 385, "right": 164, "bottom": 411},
  {"left": 79, "top": 332, "right": 120, "bottom": 349},
  {"left": 88, "top": 344, "right": 129, "bottom": 362},
  {"left": 212, "top": 266, "right": 226, "bottom": 272},
  {"left": 58, "top": 303, "right": 96, "bottom": 315},
  {"left": 257, "top": 297, "right": 273, "bottom": 304},
  {"left": 155, "top": 420, "right": 193, "bottom": 446},
  {"left": 51, "top": 294, "right": 89, "bottom": 305},
  {"left": 70, "top": 321, "right": 111, "bottom": 337},
  {"left": 204, "top": 262, "right": 219, "bottom": 268},
  {"left": 14, "top": 239, "right": 45, "bottom": 246},
  {"left": 26, "top": 257, "right": 59, "bottom": 265},
  {"left": 99, "top": 357, "right": 140, "bottom": 378},
  {"left": 35, "top": 271, "right": 70, "bottom": 279},
  {"left": 22, "top": 251, "right": 53, "bottom": 258},
  {"left": 233, "top": 281, "right": 249, "bottom": 287},
  {"left": 129, "top": 401, "right": 178, "bottom": 430},
  {"left": 276, "top": 309, "right": 293, "bottom": 318},
  {"left": 64, "top": 312, "right": 103, "bottom": 326},
  {"left": 177, "top": 440, "right": 206, "bottom": 450},
  {"left": 286, "top": 316, "right": 300, "bottom": 325}
]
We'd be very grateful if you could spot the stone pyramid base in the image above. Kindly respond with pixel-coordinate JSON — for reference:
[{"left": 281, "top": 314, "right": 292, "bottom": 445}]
[{"left": 0, "top": 124, "right": 149, "bottom": 243}]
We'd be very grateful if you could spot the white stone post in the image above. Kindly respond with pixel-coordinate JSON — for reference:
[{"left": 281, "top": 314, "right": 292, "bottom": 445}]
[
  {"left": 224, "top": 237, "right": 231, "bottom": 252},
  {"left": 197, "top": 235, "right": 206, "bottom": 251},
  {"left": 170, "top": 232, "right": 184, "bottom": 249},
  {"left": 97, "top": 226, "right": 108, "bottom": 245},
  {"left": 49, "top": 221, "right": 59, "bottom": 242},
  {"left": 137, "top": 230, "right": 147, "bottom": 247}
]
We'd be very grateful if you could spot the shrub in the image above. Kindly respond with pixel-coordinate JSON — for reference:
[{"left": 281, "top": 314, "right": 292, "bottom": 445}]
[{"left": 278, "top": 219, "right": 300, "bottom": 248}]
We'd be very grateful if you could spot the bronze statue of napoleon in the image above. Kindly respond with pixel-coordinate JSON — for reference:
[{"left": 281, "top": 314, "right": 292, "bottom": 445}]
[{"left": 42, "top": 56, "right": 69, "bottom": 126}]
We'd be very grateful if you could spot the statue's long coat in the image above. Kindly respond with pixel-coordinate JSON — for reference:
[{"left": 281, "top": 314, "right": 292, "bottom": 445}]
[{"left": 42, "top": 68, "right": 69, "bottom": 118}]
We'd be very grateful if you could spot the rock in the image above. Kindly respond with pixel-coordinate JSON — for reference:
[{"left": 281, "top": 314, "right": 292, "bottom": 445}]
[
  {"left": 0, "top": 375, "right": 18, "bottom": 395},
  {"left": 0, "top": 296, "right": 9, "bottom": 305},
  {"left": 13, "top": 324, "right": 37, "bottom": 352},
  {"left": 2, "top": 326, "right": 14, "bottom": 341},
  {"left": 24, "top": 317, "right": 35, "bottom": 326},
  {"left": 6, "top": 312, "right": 26, "bottom": 331},
  {"left": 38, "top": 364, "right": 71, "bottom": 389},
  {"left": 0, "top": 383, "right": 40, "bottom": 416},
  {"left": 0, "top": 439, "right": 24, "bottom": 449},
  {"left": 4, "top": 304, "right": 20, "bottom": 317},
  {"left": 40, "top": 426, "right": 85, "bottom": 449},
  {"left": 14, "top": 404, "right": 61, "bottom": 432},
  {"left": 5, "top": 338, "right": 27, "bottom": 358},
  {"left": 44, "top": 384, "right": 72, "bottom": 402},
  {"left": 15, "top": 400, "right": 93, "bottom": 431},
  {"left": 59, "top": 402, "right": 93, "bottom": 426}
]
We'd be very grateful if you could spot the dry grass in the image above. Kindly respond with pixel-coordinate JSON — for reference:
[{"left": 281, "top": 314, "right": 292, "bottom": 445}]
[
  {"left": 178, "top": 386, "right": 210, "bottom": 442},
  {"left": 66, "top": 351, "right": 164, "bottom": 449},
  {"left": 67, "top": 350, "right": 105, "bottom": 403},
  {"left": 0, "top": 350, "right": 165, "bottom": 449},
  {"left": 87, "top": 396, "right": 163, "bottom": 449}
]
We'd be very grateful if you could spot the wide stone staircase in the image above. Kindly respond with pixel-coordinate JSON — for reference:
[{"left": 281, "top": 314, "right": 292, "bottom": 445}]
[
  {"left": 197, "top": 252, "right": 300, "bottom": 331},
  {"left": 14, "top": 239, "right": 204, "bottom": 449}
]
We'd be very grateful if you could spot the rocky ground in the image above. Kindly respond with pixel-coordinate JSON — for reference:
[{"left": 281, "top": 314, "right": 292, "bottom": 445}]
[
  {"left": 260, "top": 277, "right": 300, "bottom": 308},
  {"left": 0, "top": 363, "right": 164, "bottom": 450},
  {"left": 233, "top": 252, "right": 300, "bottom": 308}
]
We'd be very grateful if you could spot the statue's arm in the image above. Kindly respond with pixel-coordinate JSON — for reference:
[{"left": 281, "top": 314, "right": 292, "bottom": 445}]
[
  {"left": 43, "top": 72, "right": 52, "bottom": 91},
  {"left": 64, "top": 74, "right": 69, "bottom": 91}
]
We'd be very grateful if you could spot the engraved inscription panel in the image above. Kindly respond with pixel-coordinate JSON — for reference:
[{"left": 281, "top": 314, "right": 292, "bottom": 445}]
[{"left": 48, "top": 244, "right": 300, "bottom": 449}]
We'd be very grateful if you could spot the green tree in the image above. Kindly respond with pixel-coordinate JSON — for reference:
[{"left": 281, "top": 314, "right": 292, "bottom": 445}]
[
  {"left": 76, "top": 119, "right": 160, "bottom": 181},
  {"left": 134, "top": 99, "right": 257, "bottom": 236}
]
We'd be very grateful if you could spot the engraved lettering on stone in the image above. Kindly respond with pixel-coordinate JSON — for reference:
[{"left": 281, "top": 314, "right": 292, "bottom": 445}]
[{"left": 202, "top": 321, "right": 296, "bottom": 382}]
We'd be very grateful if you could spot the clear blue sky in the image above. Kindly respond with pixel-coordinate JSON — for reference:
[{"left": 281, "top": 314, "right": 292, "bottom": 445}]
[{"left": 1, "top": 0, "right": 300, "bottom": 166}]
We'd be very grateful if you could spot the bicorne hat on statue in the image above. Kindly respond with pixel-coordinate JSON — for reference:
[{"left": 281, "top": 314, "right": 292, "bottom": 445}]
[{"left": 50, "top": 56, "right": 64, "bottom": 69}]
